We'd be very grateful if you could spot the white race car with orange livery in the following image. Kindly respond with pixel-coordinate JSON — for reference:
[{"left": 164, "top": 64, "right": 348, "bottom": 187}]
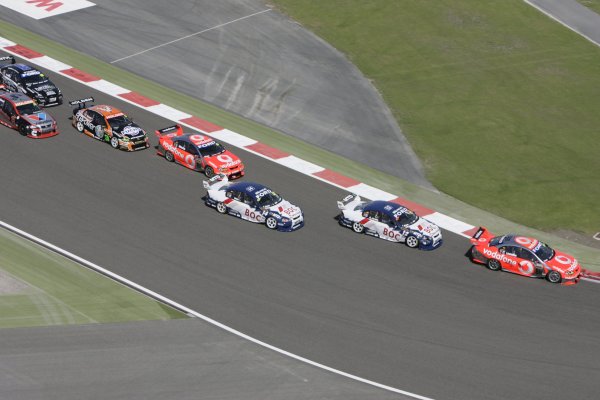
[
  {"left": 468, "top": 227, "right": 581, "bottom": 285},
  {"left": 156, "top": 125, "right": 244, "bottom": 179}
]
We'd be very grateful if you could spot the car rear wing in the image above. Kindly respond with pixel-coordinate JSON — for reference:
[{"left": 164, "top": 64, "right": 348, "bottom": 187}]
[
  {"left": 0, "top": 55, "right": 15, "bottom": 66},
  {"left": 337, "top": 193, "right": 362, "bottom": 211},
  {"left": 155, "top": 124, "right": 183, "bottom": 138},
  {"left": 203, "top": 173, "right": 229, "bottom": 190},
  {"left": 470, "top": 226, "right": 494, "bottom": 244},
  {"left": 69, "top": 97, "right": 94, "bottom": 112}
]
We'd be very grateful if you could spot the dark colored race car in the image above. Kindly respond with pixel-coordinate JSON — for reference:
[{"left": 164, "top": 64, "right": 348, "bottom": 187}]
[
  {"left": 70, "top": 97, "right": 150, "bottom": 151},
  {"left": 0, "top": 91, "right": 59, "bottom": 138},
  {"left": 0, "top": 56, "right": 62, "bottom": 107},
  {"left": 467, "top": 227, "right": 581, "bottom": 285}
]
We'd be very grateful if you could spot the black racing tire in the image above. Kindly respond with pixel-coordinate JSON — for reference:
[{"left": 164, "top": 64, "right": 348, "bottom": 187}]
[
  {"left": 165, "top": 151, "right": 175, "bottom": 162},
  {"left": 18, "top": 124, "right": 28, "bottom": 136},
  {"left": 75, "top": 121, "right": 84, "bottom": 133},
  {"left": 216, "top": 202, "right": 227, "bottom": 214},
  {"left": 405, "top": 235, "right": 420, "bottom": 249},
  {"left": 487, "top": 258, "right": 502, "bottom": 271},
  {"left": 352, "top": 222, "right": 364, "bottom": 233},
  {"left": 547, "top": 270, "right": 562, "bottom": 284},
  {"left": 265, "top": 216, "right": 278, "bottom": 230},
  {"left": 110, "top": 136, "right": 119, "bottom": 149},
  {"left": 204, "top": 166, "right": 215, "bottom": 178}
]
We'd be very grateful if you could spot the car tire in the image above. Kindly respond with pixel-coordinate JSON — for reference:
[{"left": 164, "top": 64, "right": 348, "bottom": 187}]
[
  {"left": 216, "top": 202, "right": 227, "bottom": 214},
  {"left": 352, "top": 222, "right": 364, "bottom": 233},
  {"left": 405, "top": 235, "right": 420, "bottom": 249},
  {"left": 266, "top": 216, "right": 278, "bottom": 230},
  {"left": 110, "top": 136, "right": 119, "bottom": 149},
  {"left": 547, "top": 270, "right": 562, "bottom": 284},
  {"left": 487, "top": 258, "right": 502, "bottom": 271},
  {"left": 76, "top": 121, "right": 84, "bottom": 132},
  {"left": 165, "top": 151, "right": 175, "bottom": 162},
  {"left": 18, "top": 124, "right": 27, "bottom": 136},
  {"left": 204, "top": 166, "right": 215, "bottom": 178}
]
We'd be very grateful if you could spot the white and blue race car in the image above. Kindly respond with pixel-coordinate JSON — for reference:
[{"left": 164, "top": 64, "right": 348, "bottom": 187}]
[
  {"left": 203, "top": 175, "right": 304, "bottom": 232},
  {"left": 336, "top": 194, "right": 443, "bottom": 250}
]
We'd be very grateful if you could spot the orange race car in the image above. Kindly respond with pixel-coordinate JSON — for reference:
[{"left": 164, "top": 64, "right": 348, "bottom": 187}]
[
  {"left": 468, "top": 227, "right": 581, "bottom": 285},
  {"left": 155, "top": 124, "right": 245, "bottom": 179},
  {"left": 69, "top": 97, "right": 150, "bottom": 151}
]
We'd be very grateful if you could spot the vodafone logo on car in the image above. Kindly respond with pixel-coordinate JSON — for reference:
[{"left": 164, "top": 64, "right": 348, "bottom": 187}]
[{"left": 0, "top": 0, "right": 95, "bottom": 20}]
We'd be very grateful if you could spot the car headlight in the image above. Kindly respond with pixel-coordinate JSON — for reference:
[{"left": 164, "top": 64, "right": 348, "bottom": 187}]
[{"left": 220, "top": 166, "right": 228, "bottom": 172}]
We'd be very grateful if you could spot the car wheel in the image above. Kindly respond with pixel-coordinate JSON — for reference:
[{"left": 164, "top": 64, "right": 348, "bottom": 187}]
[
  {"left": 165, "top": 151, "right": 175, "bottom": 162},
  {"left": 18, "top": 124, "right": 27, "bottom": 136},
  {"left": 110, "top": 136, "right": 119, "bottom": 149},
  {"left": 352, "top": 222, "right": 364, "bottom": 233},
  {"left": 487, "top": 258, "right": 502, "bottom": 271},
  {"left": 94, "top": 126, "right": 104, "bottom": 140},
  {"left": 216, "top": 202, "right": 227, "bottom": 214},
  {"left": 204, "top": 166, "right": 215, "bottom": 178},
  {"left": 547, "top": 270, "right": 562, "bottom": 284},
  {"left": 266, "top": 216, "right": 278, "bottom": 230},
  {"left": 405, "top": 235, "right": 420, "bottom": 248},
  {"left": 76, "top": 121, "right": 84, "bottom": 132}
]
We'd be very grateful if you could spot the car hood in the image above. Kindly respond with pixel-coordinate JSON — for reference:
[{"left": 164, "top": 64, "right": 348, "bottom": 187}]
[
  {"left": 27, "top": 82, "right": 58, "bottom": 95},
  {"left": 268, "top": 200, "right": 302, "bottom": 218},
  {"left": 113, "top": 123, "right": 146, "bottom": 138},
  {"left": 407, "top": 218, "right": 440, "bottom": 237},
  {"left": 21, "top": 111, "right": 54, "bottom": 124},
  {"left": 205, "top": 150, "right": 242, "bottom": 168},
  {"left": 545, "top": 250, "right": 580, "bottom": 273}
]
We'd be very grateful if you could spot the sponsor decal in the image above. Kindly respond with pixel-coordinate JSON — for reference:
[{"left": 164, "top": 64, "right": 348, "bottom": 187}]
[
  {"left": 0, "top": 0, "right": 95, "bottom": 20},
  {"left": 122, "top": 125, "right": 141, "bottom": 136},
  {"left": 554, "top": 255, "right": 572, "bottom": 265},
  {"left": 162, "top": 141, "right": 184, "bottom": 158},
  {"left": 482, "top": 248, "right": 517, "bottom": 266}
]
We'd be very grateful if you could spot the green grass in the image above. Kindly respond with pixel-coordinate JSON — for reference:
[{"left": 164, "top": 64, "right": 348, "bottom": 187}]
[
  {"left": 578, "top": 0, "right": 600, "bottom": 14},
  {"left": 270, "top": 0, "right": 600, "bottom": 236},
  {"left": 0, "top": 19, "right": 599, "bottom": 271},
  {"left": 0, "top": 227, "right": 186, "bottom": 329}
]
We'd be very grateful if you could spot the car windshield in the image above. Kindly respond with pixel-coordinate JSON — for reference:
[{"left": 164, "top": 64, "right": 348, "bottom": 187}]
[
  {"left": 257, "top": 191, "right": 282, "bottom": 208},
  {"left": 489, "top": 236, "right": 505, "bottom": 246},
  {"left": 198, "top": 142, "right": 225, "bottom": 157},
  {"left": 533, "top": 242, "right": 555, "bottom": 261},
  {"left": 107, "top": 115, "right": 131, "bottom": 129},
  {"left": 16, "top": 102, "right": 41, "bottom": 114},
  {"left": 22, "top": 74, "right": 48, "bottom": 86},
  {"left": 395, "top": 210, "right": 418, "bottom": 226}
]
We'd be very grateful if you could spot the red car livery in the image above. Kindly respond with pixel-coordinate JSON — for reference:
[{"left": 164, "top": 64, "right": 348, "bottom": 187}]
[
  {"left": 468, "top": 227, "right": 581, "bottom": 285},
  {"left": 0, "top": 91, "right": 58, "bottom": 138},
  {"left": 156, "top": 125, "right": 244, "bottom": 179}
]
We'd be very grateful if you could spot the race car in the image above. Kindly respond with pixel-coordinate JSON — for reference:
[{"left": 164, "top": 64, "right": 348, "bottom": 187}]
[
  {"left": 468, "top": 227, "right": 581, "bottom": 285},
  {"left": 203, "top": 175, "right": 304, "bottom": 231},
  {"left": 0, "top": 56, "right": 62, "bottom": 106},
  {"left": 70, "top": 97, "right": 150, "bottom": 151},
  {"left": 336, "top": 194, "right": 443, "bottom": 250},
  {"left": 0, "top": 91, "right": 59, "bottom": 138},
  {"left": 156, "top": 124, "right": 244, "bottom": 179}
]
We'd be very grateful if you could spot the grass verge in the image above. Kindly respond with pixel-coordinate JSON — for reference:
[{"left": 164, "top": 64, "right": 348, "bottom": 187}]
[
  {"left": 0, "top": 19, "right": 599, "bottom": 271},
  {"left": 577, "top": 0, "right": 600, "bottom": 14},
  {"left": 0, "top": 227, "right": 186, "bottom": 329},
  {"left": 270, "top": 0, "right": 600, "bottom": 236}
]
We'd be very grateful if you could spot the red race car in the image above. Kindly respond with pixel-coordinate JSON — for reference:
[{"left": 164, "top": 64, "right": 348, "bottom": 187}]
[
  {"left": 468, "top": 227, "right": 581, "bottom": 285},
  {"left": 0, "top": 91, "right": 58, "bottom": 138},
  {"left": 155, "top": 124, "right": 244, "bottom": 179}
]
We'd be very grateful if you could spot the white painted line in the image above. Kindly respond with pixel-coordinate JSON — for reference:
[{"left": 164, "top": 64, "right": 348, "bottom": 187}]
[
  {"left": 0, "top": 219, "right": 435, "bottom": 400},
  {"left": 84, "top": 79, "right": 129, "bottom": 96},
  {"left": 523, "top": 0, "right": 600, "bottom": 48},
  {"left": 346, "top": 183, "right": 397, "bottom": 201},
  {"left": 582, "top": 277, "right": 600, "bottom": 284},
  {"left": 111, "top": 9, "right": 272, "bottom": 64},
  {"left": 209, "top": 128, "right": 258, "bottom": 147},
  {"left": 423, "top": 212, "right": 475, "bottom": 237},
  {"left": 145, "top": 104, "right": 191, "bottom": 121},
  {"left": 31, "top": 55, "right": 71, "bottom": 72},
  {"left": 0, "top": 0, "right": 95, "bottom": 20},
  {"left": 0, "top": 37, "right": 16, "bottom": 47},
  {"left": 276, "top": 155, "right": 325, "bottom": 175}
]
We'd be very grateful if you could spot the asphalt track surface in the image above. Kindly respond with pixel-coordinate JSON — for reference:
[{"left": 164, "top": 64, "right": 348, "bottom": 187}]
[
  {"left": 0, "top": 0, "right": 430, "bottom": 187},
  {"left": 1, "top": 54, "right": 600, "bottom": 400}
]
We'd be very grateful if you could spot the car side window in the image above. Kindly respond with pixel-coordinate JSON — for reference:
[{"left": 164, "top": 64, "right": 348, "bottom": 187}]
[
  {"left": 369, "top": 210, "right": 380, "bottom": 219},
  {"left": 90, "top": 112, "right": 103, "bottom": 126},
  {"left": 498, "top": 246, "right": 517, "bottom": 256},
  {"left": 380, "top": 213, "right": 393, "bottom": 226},
  {"left": 516, "top": 247, "right": 536, "bottom": 261},
  {"left": 2, "top": 100, "right": 14, "bottom": 115},
  {"left": 225, "top": 190, "right": 233, "bottom": 199},
  {"left": 187, "top": 143, "right": 198, "bottom": 155},
  {"left": 175, "top": 141, "right": 186, "bottom": 151},
  {"left": 243, "top": 193, "right": 254, "bottom": 206}
]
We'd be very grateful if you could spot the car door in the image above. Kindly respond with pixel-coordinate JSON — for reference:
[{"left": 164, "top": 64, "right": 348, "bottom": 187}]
[
  {"left": 184, "top": 142, "right": 200, "bottom": 170},
  {"left": 3, "top": 68, "right": 19, "bottom": 92},
  {"left": 88, "top": 111, "right": 106, "bottom": 139},
  {"left": 515, "top": 247, "right": 544, "bottom": 277},
  {"left": 171, "top": 140, "right": 188, "bottom": 166},
  {"left": 496, "top": 245, "right": 520, "bottom": 274},
  {"left": 1, "top": 99, "right": 18, "bottom": 127},
  {"left": 224, "top": 190, "right": 247, "bottom": 218},
  {"left": 241, "top": 193, "right": 264, "bottom": 223},
  {"left": 379, "top": 212, "right": 402, "bottom": 242}
]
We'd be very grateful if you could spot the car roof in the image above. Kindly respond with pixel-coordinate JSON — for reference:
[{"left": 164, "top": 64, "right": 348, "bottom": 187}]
[
  {"left": 176, "top": 133, "right": 216, "bottom": 147},
  {"left": 493, "top": 234, "right": 541, "bottom": 250},
  {"left": 12, "top": 64, "right": 37, "bottom": 72},
  {"left": 227, "top": 182, "right": 269, "bottom": 197},
  {"left": 1, "top": 92, "right": 33, "bottom": 103},
  {"left": 364, "top": 200, "right": 412, "bottom": 216},
  {"left": 88, "top": 104, "right": 124, "bottom": 117}
]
